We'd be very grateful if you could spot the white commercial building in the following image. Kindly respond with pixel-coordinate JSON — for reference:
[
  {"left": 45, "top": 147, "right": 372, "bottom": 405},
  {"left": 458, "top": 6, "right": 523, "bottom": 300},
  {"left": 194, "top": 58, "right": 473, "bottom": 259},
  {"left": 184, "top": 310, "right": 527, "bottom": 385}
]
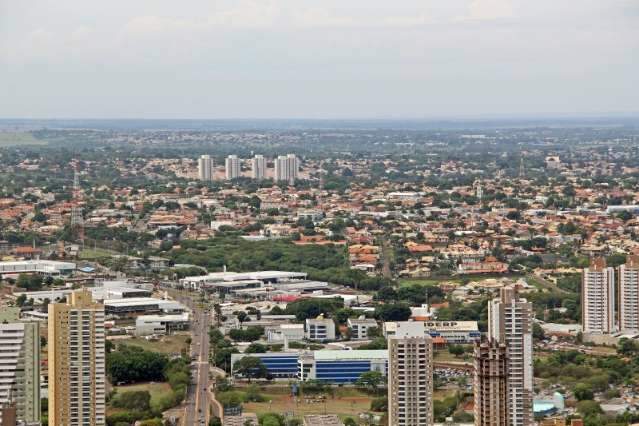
[
  {"left": 582, "top": 258, "right": 616, "bottom": 334},
  {"left": 383, "top": 320, "right": 481, "bottom": 344},
  {"left": 198, "top": 155, "right": 214, "bottom": 181},
  {"left": 225, "top": 155, "right": 241, "bottom": 180},
  {"left": 347, "top": 317, "right": 378, "bottom": 340},
  {"left": 135, "top": 313, "right": 190, "bottom": 336},
  {"left": 488, "top": 287, "right": 533, "bottom": 426},
  {"left": 0, "top": 260, "right": 76, "bottom": 276},
  {"left": 251, "top": 155, "right": 266, "bottom": 180},
  {"left": 387, "top": 321, "right": 433, "bottom": 426},
  {"left": 305, "top": 316, "right": 335, "bottom": 341},
  {"left": 267, "top": 324, "right": 305, "bottom": 343},
  {"left": 0, "top": 322, "right": 40, "bottom": 424},
  {"left": 103, "top": 297, "right": 186, "bottom": 316},
  {"left": 178, "top": 270, "right": 308, "bottom": 292},
  {"left": 619, "top": 256, "right": 639, "bottom": 333}
]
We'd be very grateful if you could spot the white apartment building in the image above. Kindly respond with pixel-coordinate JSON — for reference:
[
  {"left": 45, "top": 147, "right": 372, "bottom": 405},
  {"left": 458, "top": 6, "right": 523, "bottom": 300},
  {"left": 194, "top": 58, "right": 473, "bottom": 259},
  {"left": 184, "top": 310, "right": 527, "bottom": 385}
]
[
  {"left": 251, "top": 155, "right": 266, "bottom": 180},
  {"left": 619, "top": 256, "right": 639, "bottom": 332},
  {"left": 582, "top": 258, "right": 616, "bottom": 334},
  {"left": 387, "top": 321, "right": 433, "bottom": 426},
  {"left": 274, "top": 154, "right": 298, "bottom": 184},
  {"left": 225, "top": 155, "right": 241, "bottom": 180},
  {"left": 488, "top": 287, "right": 533, "bottom": 426},
  {"left": 305, "top": 316, "right": 335, "bottom": 341},
  {"left": 0, "top": 322, "right": 40, "bottom": 424},
  {"left": 197, "top": 155, "right": 214, "bottom": 181}
]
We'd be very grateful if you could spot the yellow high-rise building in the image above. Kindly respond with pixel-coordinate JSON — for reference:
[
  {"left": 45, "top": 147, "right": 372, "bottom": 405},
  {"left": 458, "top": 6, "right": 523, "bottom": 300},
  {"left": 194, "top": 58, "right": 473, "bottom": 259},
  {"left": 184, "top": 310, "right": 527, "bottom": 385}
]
[{"left": 48, "top": 289, "right": 106, "bottom": 426}]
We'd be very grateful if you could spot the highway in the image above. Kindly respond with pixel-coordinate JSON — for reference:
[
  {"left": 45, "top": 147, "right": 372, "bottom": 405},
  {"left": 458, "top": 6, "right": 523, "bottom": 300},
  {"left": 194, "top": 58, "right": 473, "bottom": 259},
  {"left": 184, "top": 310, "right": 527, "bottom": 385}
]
[{"left": 177, "top": 292, "right": 211, "bottom": 426}]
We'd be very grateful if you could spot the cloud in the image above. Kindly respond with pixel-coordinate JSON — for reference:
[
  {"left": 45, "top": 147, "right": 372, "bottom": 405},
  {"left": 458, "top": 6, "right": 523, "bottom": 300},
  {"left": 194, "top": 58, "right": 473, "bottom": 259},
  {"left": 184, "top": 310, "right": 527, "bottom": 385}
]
[
  {"left": 0, "top": 0, "right": 637, "bottom": 118},
  {"left": 458, "top": 0, "right": 514, "bottom": 21}
]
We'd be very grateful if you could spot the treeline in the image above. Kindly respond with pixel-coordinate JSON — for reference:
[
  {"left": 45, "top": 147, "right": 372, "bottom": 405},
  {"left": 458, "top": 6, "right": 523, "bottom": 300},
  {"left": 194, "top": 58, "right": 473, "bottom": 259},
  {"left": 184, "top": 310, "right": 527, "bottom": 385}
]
[
  {"left": 105, "top": 345, "right": 191, "bottom": 425},
  {"left": 168, "top": 236, "right": 393, "bottom": 290}
]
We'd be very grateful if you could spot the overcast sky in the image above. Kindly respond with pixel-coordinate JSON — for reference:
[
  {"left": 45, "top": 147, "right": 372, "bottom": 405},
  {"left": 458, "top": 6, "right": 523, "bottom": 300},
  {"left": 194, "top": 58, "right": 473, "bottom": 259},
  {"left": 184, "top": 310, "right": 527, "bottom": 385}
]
[{"left": 1, "top": 0, "right": 637, "bottom": 119}]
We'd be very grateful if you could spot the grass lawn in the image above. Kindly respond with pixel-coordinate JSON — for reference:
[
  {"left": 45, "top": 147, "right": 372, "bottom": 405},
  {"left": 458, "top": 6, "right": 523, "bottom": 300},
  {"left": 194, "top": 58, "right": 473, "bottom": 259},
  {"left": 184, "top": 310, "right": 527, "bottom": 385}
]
[
  {"left": 111, "top": 382, "right": 173, "bottom": 413},
  {"left": 433, "top": 349, "right": 472, "bottom": 363},
  {"left": 79, "top": 247, "right": 118, "bottom": 259},
  {"left": 0, "top": 132, "right": 47, "bottom": 147},
  {"left": 240, "top": 385, "right": 376, "bottom": 420},
  {"left": 399, "top": 278, "right": 461, "bottom": 287},
  {"left": 117, "top": 334, "right": 189, "bottom": 355}
]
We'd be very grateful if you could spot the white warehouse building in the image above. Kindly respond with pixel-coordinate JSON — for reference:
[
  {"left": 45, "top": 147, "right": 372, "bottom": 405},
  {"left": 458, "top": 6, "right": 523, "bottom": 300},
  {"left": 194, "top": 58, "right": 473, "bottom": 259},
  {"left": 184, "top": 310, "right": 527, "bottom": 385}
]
[
  {"left": 135, "top": 313, "right": 190, "bottom": 336},
  {"left": 0, "top": 260, "right": 76, "bottom": 276}
]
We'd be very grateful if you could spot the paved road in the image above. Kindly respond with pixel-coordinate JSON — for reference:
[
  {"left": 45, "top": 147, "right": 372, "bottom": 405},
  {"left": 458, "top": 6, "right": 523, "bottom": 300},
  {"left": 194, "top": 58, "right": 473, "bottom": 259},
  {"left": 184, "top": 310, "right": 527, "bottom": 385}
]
[{"left": 178, "top": 293, "right": 211, "bottom": 426}]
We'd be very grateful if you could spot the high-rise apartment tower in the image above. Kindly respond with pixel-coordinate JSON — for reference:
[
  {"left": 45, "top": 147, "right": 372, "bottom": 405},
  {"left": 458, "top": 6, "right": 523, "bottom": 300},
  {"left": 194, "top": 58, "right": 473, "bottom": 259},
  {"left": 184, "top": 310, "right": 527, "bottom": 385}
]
[
  {"left": 198, "top": 155, "right": 214, "bottom": 181},
  {"left": 251, "top": 155, "right": 266, "bottom": 180},
  {"left": 473, "top": 339, "right": 508, "bottom": 426},
  {"left": 48, "top": 289, "right": 106, "bottom": 426},
  {"left": 387, "top": 321, "right": 433, "bottom": 426},
  {"left": 225, "top": 155, "right": 241, "bottom": 180},
  {"left": 582, "top": 257, "right": 616, "bottom": 334},
  {"left": 488, "top": 287, "right": 533, "bottom": 426},
  {"left": 274, "top": 154, "right": 299, "bottom": 184},
  {"left": 619, "top": 255, "right": 639, "bottom": 332},
  {"left": 0, "top": 322, "right": 40, "bottom": 424}
]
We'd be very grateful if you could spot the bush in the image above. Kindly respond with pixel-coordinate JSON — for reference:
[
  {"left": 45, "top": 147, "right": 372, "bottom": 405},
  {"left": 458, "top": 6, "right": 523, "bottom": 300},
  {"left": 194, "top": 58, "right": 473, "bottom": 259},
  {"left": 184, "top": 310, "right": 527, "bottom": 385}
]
[
  {"left": 229, "top": 326, "right": 264, "bottom": 342},
  {"left": 217, "top": 391, "right": 244, "bottom": 408},
  {"left": 245, "top": 384, "right": 266, "bottom": 402},
  {"left": 110, "top": 390, "right": 151, "bottom": 411},
  {"left": 371, "top": 396, "right": 388, "bottom": 412}
]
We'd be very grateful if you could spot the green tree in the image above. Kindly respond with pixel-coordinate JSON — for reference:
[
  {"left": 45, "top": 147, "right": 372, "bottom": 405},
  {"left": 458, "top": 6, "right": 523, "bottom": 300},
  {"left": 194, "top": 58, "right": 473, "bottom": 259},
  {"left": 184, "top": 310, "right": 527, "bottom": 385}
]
[
  {"left": 374, "top": 303, "right": 411, "bottom": 321},
  {"left": 245, "top": 343, "right": 268, "bottom": 354},
  {"left": 16, "top": 294, "right": 27, "bottom": 307},
  {"left": 618, "top": 337, "right": 639, "bottom": 355},
  {"left": 233, "top": 356, "right": 267, "bottom": 382},
  {"left": 576, "top": 400, "right": 602, "bottom": 417},
  {"left": 532, "top": 322, "right": 545, "bottom": 340},
  {"left": 573, "top": 383, "right": 594, "bottom": 401},
  {"left": 448, "top": 345, "right": 465, "bottom": 357},
  {"left": 356, "top": 370, "right": 384, "bottom": 393}
]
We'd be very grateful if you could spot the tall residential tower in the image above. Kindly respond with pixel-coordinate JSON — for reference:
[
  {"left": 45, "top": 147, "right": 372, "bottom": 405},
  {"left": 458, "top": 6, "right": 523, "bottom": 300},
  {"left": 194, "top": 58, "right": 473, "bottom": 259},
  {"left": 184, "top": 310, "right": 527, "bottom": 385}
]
[
  {"left": 48, "top": 289, "right": 106, "bottom": 426},
  {"left": 619, "top": 255, "right": 639, "bottom": 332},
  {"left": 473, "top": 339, "right": 508, "bottom": 426},
  {"left": 225, "top": 155, "right": 241, "bottom": 180},
  {"left": 582, "top": 257, "right": 616, "bottom": 334},
  {"left": 274, "top": 154, "right": 298, "bottom": 184},
  {"left": 387, "top": 321, "right": 433, "bottom": 426},
  {"left": 488, "top": 287, "right": 533, "bottom": 426},
  {"left": 251, "top": 155, "right": 266, "bottom": 180},
  {"left": 197, "top": 155, "right": 214, "bottom": 181},
  {"left": 0, "top": 322, "right": 40, "bottom": 424}
]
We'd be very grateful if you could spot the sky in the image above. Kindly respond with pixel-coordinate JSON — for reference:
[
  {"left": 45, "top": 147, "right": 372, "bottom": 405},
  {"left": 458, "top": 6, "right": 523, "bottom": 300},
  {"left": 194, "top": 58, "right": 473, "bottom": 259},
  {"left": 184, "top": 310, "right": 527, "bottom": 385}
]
[{"left": 0, "top": 0, "right": 637, "bottom": 119}]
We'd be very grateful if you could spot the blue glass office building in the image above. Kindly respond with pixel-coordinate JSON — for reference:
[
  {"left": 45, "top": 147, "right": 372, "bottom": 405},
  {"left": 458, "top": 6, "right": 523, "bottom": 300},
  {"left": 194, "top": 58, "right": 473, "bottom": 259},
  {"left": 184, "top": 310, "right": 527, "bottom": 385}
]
[
  {"left": 231, "top": 350, "right": 388, "bottom": 384},
  {"left": 231, "top": 353, "right": 300, "bottom": 378},
  {"left": 312, "top": 350, "right": 387, "bottom": 384},
  {"left": 315, "top": 359, "right": 377, "bottom": 383}
]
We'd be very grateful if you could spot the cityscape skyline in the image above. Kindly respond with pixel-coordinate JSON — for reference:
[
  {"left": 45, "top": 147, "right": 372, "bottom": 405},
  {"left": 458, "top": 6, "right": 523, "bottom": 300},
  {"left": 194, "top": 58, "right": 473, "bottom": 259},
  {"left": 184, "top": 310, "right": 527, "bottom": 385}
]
[{"left": 0, "top": 1, "right": 637, "bottom": 424}]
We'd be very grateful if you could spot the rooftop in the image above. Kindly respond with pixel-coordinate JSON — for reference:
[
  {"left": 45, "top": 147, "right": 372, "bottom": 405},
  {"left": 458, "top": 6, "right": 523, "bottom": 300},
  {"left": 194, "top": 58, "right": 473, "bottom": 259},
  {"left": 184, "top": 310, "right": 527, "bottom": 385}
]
[{"left": 313, "top": 350, "right": 387, "bottom": 361}]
